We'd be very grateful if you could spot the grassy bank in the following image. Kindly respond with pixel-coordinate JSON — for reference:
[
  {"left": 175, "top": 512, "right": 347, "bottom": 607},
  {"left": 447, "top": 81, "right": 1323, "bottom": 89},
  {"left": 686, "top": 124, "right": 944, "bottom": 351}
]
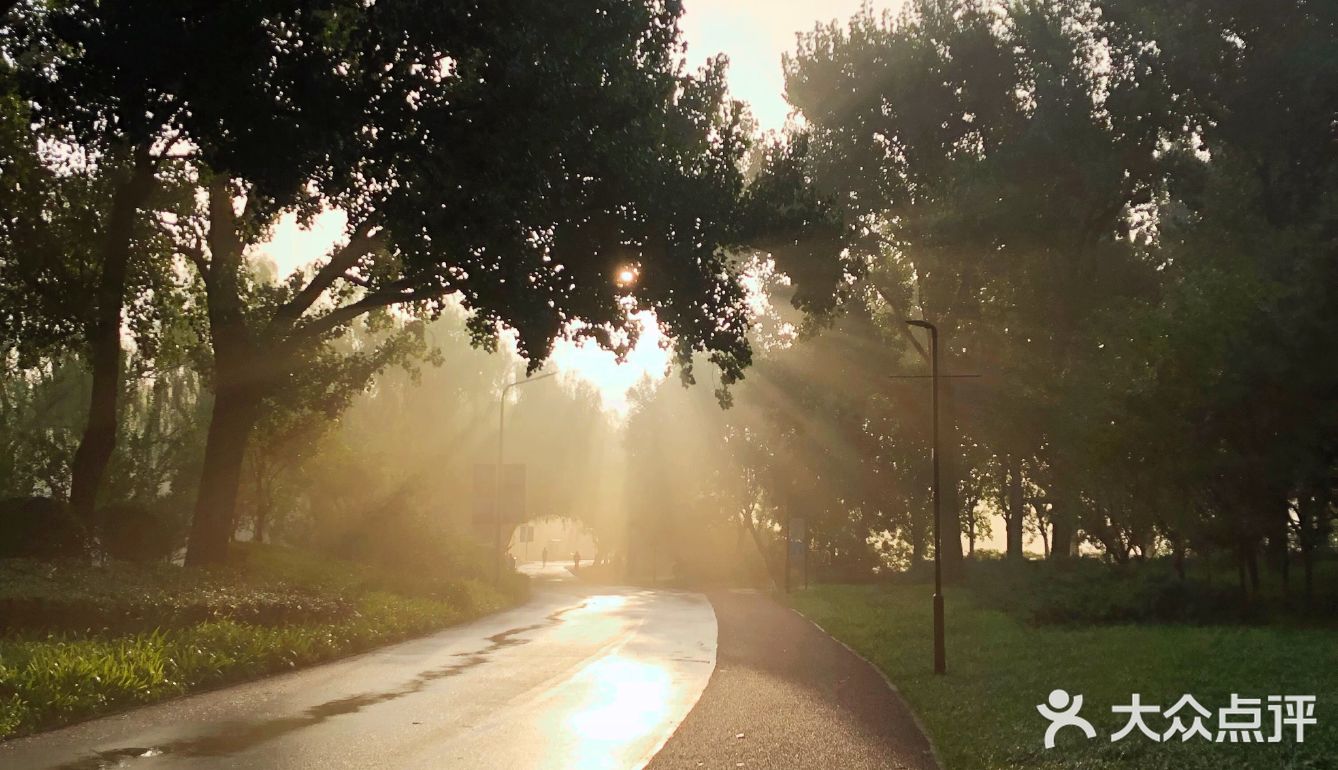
[
  {"left": 0, "top": 546, "right": 527, "bottom": 740},
  {"left": 790, "top": 583, "right": 1337, "bottom": 770}
]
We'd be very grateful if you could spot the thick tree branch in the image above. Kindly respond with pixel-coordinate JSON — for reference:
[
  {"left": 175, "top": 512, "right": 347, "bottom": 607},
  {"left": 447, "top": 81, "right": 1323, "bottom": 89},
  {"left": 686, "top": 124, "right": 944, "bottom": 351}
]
[
  {"left": 179, "top": 241, "right": 208, "bottom": 275},
  {"left": 272, "top": 221, "right": 379, "bottom": 327},
  {"left": 205, "top": 177, "right": 243, "bottom": 285},
  {"left": 871, "top": 278, "right": 929, "bottom": 362},
  {"left": 286, "top": 282, "right": 452, "bottom": 347}
]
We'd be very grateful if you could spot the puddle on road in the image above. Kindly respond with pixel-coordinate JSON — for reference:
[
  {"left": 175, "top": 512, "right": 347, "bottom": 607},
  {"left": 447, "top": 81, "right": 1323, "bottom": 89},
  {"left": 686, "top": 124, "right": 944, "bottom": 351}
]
[
  {"left": 59, "top": 748, "right": 161, "bottom": 770},
  {"left": 55, "top": 602, "right": 588, "bottom": 769}
]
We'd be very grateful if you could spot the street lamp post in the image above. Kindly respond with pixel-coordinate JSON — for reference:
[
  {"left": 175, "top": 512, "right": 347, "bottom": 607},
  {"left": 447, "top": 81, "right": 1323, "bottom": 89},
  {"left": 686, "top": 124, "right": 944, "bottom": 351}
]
[
  {"left": 906, "top": 319, "right": 946, "bottom": 675},
  {"left": 496, "top": 370, "right": 558, "bottom": 584}
]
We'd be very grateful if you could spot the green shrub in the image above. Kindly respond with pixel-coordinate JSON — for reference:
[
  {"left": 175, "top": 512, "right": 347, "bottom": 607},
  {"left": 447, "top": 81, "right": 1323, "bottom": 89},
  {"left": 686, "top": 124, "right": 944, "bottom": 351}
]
[
  {"left": 227, "top": 541, "right": 374, "bottom": 593},
  {"left": 317, "top": 495, "right": 492, "bottom": 595},
  {"left": 0, "top": 596, "right": 494, "bottom": 739},
  {"left": 0, "top": 547, "right": 526, "bottom": 739},
  {"left": 0, "top": 497, "right": 88, "bottom": 559},
  {"left": 0, "top": 559, "right": 358, "bottom": 636},
  {"left": 97, "top": 502, "right": 181, "bottom": 563},
  {"left": 963, "top": 558, "right": 1265, "bottom": 626}
]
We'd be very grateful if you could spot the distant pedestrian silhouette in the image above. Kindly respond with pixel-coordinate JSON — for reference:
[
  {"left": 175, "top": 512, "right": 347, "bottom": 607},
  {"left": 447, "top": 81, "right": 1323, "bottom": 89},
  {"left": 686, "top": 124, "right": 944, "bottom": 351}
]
[
  {"left": 541, "top": 547, "right": 548, "bottom": 567},
  {"left": 573, "top": 551, "right": 581, "bottom": 571}
]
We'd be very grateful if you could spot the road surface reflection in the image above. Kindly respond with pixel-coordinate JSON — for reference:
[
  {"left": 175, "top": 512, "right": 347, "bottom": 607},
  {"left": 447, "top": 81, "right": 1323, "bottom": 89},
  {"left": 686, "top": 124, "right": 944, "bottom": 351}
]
[{"left": 2, "top": 567, "right": 717, "bottom": 770}]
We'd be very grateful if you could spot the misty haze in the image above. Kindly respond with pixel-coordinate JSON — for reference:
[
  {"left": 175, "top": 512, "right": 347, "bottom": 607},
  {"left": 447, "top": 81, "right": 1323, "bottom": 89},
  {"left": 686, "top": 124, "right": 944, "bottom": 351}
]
[{"left": 1, "top": 1, "right": 1335, "bottom": 769}]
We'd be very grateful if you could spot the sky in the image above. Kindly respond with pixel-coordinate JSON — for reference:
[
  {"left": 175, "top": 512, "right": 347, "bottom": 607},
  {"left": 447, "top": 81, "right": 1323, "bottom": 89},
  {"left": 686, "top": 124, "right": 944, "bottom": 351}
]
[
  {"left": 257, "top": 1, "right": 905, "bottom": 412},
  {"left": 680, "top": 0, "right": 903, "bottom": 132}
]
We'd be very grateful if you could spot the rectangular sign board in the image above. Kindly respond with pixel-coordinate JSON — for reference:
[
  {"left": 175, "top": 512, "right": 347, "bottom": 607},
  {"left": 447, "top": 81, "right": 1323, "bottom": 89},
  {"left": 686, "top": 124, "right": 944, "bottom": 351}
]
[{"left": 788, "top": 516, "right": 809, "bottom": 589}]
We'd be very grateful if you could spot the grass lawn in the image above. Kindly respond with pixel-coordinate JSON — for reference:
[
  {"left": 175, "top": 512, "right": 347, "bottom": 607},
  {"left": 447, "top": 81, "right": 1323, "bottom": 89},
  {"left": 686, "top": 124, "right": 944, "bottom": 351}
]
[
  {"left": 0, "top": 546, "right": 528, "bottom": 740},
  {"left": 790, "top": 584, "right": 1338, "bottom": 770}
]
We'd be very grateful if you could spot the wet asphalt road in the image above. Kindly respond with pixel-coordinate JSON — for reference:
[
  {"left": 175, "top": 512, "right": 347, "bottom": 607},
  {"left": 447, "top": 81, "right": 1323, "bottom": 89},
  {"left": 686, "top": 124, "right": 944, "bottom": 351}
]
[
  {"left": 647, "top": 590, "right": 940, "bottom": 770},
  {"left": 0, "top": 564, "right": 717, "bottom": 770}
]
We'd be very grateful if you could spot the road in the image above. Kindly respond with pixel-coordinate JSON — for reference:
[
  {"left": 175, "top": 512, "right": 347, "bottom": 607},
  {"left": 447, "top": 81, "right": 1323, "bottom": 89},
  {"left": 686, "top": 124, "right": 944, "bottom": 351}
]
[
  {"left": 0, "top": 563, "right": 717, "bottom": 770},
  {"left": 2, "top": 567, "right": 938, "bottom": 770}
]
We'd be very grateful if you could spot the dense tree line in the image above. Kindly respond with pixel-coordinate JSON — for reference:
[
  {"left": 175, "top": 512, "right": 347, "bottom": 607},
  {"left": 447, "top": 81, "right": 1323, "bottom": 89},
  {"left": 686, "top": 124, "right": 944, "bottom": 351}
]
[
  {"left": 3, "top": 0, "right": 1334, "bottom": 599},
  {"left": 0, "top": 1, "right": 775, "bottom": 566},
  {"left": 623, "top": 0, "right": 1336, "bottom": 598}
]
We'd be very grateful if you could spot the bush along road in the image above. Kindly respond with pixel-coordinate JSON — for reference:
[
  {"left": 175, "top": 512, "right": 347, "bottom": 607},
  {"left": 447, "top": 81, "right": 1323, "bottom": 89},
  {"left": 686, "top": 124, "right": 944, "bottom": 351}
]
[{"left": 0, "top": 545, "right": 528, "bottom": 740}]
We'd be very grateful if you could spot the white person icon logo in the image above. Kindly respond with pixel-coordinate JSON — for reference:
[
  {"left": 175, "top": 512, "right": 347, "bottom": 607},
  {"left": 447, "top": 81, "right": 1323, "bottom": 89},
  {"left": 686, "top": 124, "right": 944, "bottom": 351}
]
[{"left": 1037, "top": 689, "right": 1097, "bottom": 749}]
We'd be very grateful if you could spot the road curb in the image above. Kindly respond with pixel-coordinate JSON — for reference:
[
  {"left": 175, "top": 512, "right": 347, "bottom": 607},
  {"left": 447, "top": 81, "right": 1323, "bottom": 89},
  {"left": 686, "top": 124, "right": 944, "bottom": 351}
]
[{"left": 788, "top": 606, "right": 946, "bottom": 770}]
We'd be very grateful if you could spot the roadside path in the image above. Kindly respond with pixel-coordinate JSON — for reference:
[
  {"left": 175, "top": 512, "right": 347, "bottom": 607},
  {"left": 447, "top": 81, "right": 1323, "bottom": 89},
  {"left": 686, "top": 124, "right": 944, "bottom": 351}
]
[{"left": 647, "top": 589, "right": 940, "bottom": 770}]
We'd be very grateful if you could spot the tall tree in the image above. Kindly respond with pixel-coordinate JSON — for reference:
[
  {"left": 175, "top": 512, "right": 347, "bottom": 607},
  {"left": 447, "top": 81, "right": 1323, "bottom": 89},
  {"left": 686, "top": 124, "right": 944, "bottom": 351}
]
[
  {"left": 65, "top": 1, "right": 758, "bottom": 565},
  {"left": 1095, "top": 0, "right": 1338, "bottom": 586},
  {"left": 3, "top": 1, "right": 291, "bottom": 521},
  {"left": 782, "top": 0, "right": 1169, "bottom": 561}
]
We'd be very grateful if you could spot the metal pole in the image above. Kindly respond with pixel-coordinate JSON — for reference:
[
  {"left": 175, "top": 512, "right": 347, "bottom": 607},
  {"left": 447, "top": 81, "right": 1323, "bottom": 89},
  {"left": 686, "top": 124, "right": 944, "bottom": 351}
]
[
  {"left": 494, "top": 371, "right": 557, "bottom": 585},
  {"left": 930, "top": 324, "right": 945, "bottom": 675},
  {"left": 908, "top": 319, "right": 946, "bottom": 675},
  {"left": 494, "top": 383, "right": 508, "bottom": 585}
]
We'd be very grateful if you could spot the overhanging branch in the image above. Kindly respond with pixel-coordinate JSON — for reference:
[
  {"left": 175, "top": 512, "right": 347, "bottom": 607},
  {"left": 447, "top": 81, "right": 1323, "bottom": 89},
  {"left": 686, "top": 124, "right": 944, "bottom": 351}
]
[
  {"left": 272, "top": 221, "right": 380, "bottom": 327},
  {"left": 286, "top": 282, "right": 452, "bottom": 348},
  {"left": 871, "top": 278, "right": 929, "bottom": 363},
  {"left": 179, "top": 241, "right": 208, "bottom": 275}
]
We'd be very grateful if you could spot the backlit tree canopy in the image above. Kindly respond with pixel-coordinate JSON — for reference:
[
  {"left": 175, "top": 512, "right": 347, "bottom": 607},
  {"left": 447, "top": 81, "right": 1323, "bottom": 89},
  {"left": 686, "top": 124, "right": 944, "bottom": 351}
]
[{"left": 2, "top": 0, "right": 764, "bottom": 564}]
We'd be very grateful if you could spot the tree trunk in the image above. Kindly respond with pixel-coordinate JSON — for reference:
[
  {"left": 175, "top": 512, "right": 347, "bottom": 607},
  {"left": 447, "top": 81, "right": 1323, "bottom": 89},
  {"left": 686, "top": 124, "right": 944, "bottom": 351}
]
[
  {"left": 964, "top": 496, "right": 978, "bottom": 557},
  {"left": 69, "top": 150, "right": 156, "bottom": 522},
  {"left": 1237, "top": 547, "right": 1247, "bottom": 594},
  {"left": 1005, "top": 454, "right": 1025, "bottom": 561},
  {"left": 185, "top": 383, "right": 259, "bottom": 566},
  {"left": 1244, "top": 538, "right": 1260, "bottom": 593},
  {"left": 1037, "top": 508, "right": 1050, "bottom": 559},
  {"left": 1048, "top": 500, "right": 1075, "bottom": 561},
  {"left": 1298, "top": 497, "right": 1315, "bottom": 602},
  {"left": 185, "top": 177, "right": 266, "bottom": 567},
  {"left": 739, "top": 503, "right": 779, "bottom": 590},
  {"left": 253, "top": 461, "right": 271, "bottom": 544},
  {"left": 1279, "top": 541, "right": 1291, "bottom": 595},
  {"left": 1268, "top": 503, "right": 1290, "bottom": 595},
  {"left": 910, "top": 508, "right": 925, "bottom": 563},
  {"left": 1303, "top": 545, "right": 1314, "bottom": 602},
  {"left": 254, "top": 501, "right": 268, "bottom": 544}
]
